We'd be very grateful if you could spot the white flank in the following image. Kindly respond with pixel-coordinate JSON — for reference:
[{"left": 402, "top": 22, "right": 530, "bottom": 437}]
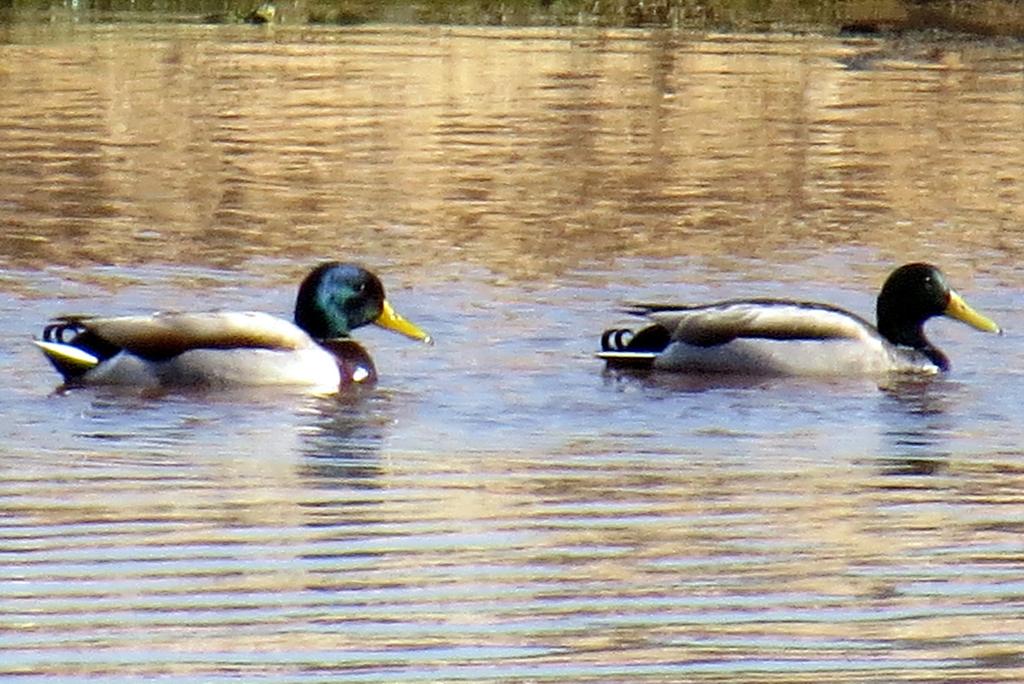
[
  {"left": 652, "top": 338, "right": 937, "bottom": 376},
  {"left": 156, "top": 347, "right": 342, "bottom": 389},
  {"left": 64, "top": 346, "right": 342, "bottom": 390}
]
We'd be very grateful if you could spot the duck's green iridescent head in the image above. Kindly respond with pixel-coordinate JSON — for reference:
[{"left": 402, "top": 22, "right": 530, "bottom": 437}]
[
  {"left": 294, "top": 262, "right": 432, "bottom": 344},
  {"left": 876, "top": 262, "right": 1000, "bottom": 368}
]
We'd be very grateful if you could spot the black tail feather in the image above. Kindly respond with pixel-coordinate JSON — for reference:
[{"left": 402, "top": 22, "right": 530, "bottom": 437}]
[
  {"left": 42, "top": 318, "right": 122, "bottom": 364},
  {"left": 600, "top": 324, "right": 672, "bottom": 353}
]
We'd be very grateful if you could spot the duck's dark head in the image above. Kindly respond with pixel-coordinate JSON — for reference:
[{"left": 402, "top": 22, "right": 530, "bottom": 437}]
[
  {"left": 876, "top": 262, "right": 1000, "bottom": 370},
  {"left": 294, "top": 262, "right": 432, "bottom": 344}
]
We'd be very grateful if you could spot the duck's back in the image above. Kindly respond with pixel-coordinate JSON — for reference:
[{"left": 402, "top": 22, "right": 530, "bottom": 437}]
[{"left": 79, "top": 311, "right": 316, "bottom": 360}]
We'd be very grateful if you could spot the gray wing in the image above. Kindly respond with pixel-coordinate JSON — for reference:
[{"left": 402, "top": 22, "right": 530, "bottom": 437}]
[
  {"left": 632, "top": 300, "right": 881, "bottom": 347},
  {"left": 55, "top": 312, "right": 313, "bottom": 360}
]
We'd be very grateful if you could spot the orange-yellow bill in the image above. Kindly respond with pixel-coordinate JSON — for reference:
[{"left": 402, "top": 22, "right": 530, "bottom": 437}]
[
  {"left": 945, "top": 290, "right": 1001, "bottom": 334},
  {"left": 375, "top": 300, "right": 433, "bottom": 345}
]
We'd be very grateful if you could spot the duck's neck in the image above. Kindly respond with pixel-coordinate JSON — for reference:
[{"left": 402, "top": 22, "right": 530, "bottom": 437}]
[{"left": 878, "top": 320, "right": 949, "bottom": 371}]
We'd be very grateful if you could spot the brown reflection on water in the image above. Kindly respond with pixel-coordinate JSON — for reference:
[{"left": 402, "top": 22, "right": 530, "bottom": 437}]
[
  {"left": 3, "top": 22, "right": 1024, "bottom": 682},
  {"left": 0, "top": 25, "right": 1022, "bottom": 282},
  {"left": 10, "top": 424, "right": 1024, "bottom": 679}
]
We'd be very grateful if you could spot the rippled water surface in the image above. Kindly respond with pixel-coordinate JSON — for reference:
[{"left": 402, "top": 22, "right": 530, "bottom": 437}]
[{"left": 2, "top": 20, "right": 1024, "bottom": 682}]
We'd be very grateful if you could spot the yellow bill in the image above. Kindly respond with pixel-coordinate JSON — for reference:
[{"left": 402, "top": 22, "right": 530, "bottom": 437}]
[
  {"left": 374, "top": 300, "right": 433, "bottom": 345},
  {"left": 945, "top": 290, "right": 1002, "bottom": 334}
]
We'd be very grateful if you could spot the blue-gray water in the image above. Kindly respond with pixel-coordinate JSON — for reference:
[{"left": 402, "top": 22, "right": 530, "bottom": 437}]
[{"left": 2, "top": 21, "right": 1024, "bottom": 682}]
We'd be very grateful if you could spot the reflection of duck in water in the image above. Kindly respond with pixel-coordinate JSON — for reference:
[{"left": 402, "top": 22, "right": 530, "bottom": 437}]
[
  {"left": 35, "top": 263, "right": 432, "bottom": 392},
  {"left": 600, "top": 263, "right": 1001, "bottom": 376},
  {"left": 203, "top": 1, "right": 277, "bottom": 24}
]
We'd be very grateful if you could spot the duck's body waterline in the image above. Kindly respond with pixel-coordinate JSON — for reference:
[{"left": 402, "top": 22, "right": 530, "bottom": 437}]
[{"left": 599, "top": 263, "right": 1001, "bottom": 377}]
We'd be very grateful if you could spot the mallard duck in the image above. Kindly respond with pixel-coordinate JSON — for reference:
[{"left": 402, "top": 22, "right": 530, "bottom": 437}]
[
  {"left": 34, "top": 262, "right": 432, "bottom": 391},
  {"left": 598, "top": 262, "right": 1001, "bottom": 376}
]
